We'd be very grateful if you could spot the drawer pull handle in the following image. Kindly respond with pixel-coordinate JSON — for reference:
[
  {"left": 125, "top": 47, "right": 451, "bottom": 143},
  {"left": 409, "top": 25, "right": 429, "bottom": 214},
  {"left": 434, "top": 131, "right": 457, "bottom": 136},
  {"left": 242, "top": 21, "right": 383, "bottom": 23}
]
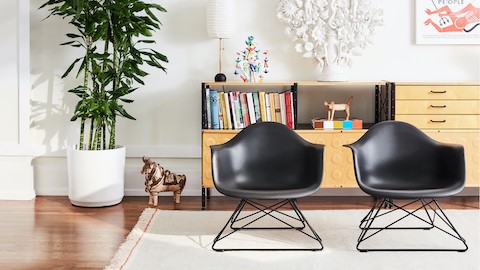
[
  {"left": 430, "top": 105, "right": 447, "bottom": 108},
  {"left": 430, "top": 119, "right": 446, "bottom": 123},
  {"left": 430, "top": 90, "right": 447, "bottom": 94}
]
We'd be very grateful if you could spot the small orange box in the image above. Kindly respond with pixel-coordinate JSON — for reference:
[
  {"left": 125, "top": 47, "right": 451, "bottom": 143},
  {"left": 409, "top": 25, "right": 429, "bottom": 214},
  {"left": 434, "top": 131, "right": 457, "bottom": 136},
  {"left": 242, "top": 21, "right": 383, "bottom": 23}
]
[{"left": 352, "top": 119, "right": 363, "bottom": 129}]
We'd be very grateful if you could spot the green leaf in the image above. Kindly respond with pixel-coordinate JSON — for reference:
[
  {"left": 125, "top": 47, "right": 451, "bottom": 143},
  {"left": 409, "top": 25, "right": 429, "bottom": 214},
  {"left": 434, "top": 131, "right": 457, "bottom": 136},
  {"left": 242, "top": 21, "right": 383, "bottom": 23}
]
[
  {"left": 120, "top": 98, "right": 134, "bottom": 103},
  {"left": 66, "top": 33, "right": 83, "bottom": 39},
  {"left": 62, "top": 57, "right": 82, "bottom": 78}
]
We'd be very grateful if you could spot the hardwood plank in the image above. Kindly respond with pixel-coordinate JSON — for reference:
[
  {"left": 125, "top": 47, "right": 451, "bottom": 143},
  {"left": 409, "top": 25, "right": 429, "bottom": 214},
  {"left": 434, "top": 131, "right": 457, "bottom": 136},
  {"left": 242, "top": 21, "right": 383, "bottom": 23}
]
[{"left": 0, "top": 196, "right": 477, "bottom": 269}]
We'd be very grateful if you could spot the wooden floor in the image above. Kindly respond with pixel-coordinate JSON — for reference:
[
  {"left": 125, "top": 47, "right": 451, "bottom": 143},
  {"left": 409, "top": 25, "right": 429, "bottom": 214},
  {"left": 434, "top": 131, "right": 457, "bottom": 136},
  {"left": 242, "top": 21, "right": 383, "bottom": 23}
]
[{"left": 0, "top": 196, "right": 478, "bottom": 269}]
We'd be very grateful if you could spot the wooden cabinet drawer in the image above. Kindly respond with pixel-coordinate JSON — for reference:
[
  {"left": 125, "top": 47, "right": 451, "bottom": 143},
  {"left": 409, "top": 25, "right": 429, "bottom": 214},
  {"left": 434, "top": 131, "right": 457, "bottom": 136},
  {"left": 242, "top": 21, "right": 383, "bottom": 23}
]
[
  {"left": 396, "top": 100, "right": 480, "bottom": 115},
  {"left": 395, "top": 115, "right": 480, "bottom": 129},
  {"left": 396, "top": 85, "right": 480, "bottom": 100}
]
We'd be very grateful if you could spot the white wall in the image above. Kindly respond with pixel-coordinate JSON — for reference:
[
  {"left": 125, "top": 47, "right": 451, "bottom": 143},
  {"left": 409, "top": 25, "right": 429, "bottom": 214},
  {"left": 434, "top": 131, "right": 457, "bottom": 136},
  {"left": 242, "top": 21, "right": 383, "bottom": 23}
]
[
  {"left": 0, "top": 0, "right": 36, "bottom": 200},
  {"left": 2, "top": 0, "right": 479, "bottom": 199}
]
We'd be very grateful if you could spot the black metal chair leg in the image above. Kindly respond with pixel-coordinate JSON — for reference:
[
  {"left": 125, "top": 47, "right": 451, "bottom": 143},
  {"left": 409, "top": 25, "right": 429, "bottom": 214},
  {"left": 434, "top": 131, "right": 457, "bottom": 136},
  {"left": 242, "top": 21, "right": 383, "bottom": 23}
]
[
  {"left": 212, "top": 199, "right": 323, "bottom": 251},
  {"left": 357, "top": 197, "right": 468, "bottom": 252}
]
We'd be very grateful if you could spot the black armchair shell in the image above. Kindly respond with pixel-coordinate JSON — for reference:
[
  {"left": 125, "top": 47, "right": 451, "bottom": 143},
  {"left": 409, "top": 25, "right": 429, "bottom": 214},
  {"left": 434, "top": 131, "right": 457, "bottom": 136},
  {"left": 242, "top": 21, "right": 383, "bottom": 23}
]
[
  {"left": 345, "top": 121, "right": 465, "bottom": 199},
  {"left": 211, "top": 122, "right": 324, "bottom": 199},
  {"left": 210, "top": 122, "right": 325, "bottom": 251}
]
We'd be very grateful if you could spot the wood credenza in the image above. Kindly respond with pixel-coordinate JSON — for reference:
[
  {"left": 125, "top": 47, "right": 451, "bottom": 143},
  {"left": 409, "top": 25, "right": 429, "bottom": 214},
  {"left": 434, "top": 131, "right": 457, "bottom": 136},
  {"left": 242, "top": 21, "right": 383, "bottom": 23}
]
[{"left": 201, "top": 81, "right": 479, "bottom": 209}]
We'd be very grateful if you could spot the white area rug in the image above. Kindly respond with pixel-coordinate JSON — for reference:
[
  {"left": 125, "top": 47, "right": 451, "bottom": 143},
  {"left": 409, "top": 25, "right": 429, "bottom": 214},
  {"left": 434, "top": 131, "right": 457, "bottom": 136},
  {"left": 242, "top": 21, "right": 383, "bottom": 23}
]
[{"left": 105, "top": 208, "right": 480, "bottom": 270}]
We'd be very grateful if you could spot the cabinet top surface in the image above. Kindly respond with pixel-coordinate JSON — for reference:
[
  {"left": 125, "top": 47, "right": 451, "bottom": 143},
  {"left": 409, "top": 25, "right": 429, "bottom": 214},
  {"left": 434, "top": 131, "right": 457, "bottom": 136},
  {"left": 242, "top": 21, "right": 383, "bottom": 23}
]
[
  {"left": 394, "top": 81, "right": 480, "bottom": 86},
  {"left": 203, "top": 80, "right": 386, "bottom": 86}
]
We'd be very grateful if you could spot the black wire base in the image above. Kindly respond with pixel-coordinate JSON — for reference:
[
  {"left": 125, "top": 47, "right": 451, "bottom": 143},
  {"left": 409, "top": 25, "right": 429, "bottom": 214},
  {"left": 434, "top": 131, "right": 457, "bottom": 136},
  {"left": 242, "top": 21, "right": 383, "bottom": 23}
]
[
  {"left": 212, "top": 198, "right": 323, "bottom": 251},
  {"left": 357, "top": 197, "right": 468, "bottom": 252}
]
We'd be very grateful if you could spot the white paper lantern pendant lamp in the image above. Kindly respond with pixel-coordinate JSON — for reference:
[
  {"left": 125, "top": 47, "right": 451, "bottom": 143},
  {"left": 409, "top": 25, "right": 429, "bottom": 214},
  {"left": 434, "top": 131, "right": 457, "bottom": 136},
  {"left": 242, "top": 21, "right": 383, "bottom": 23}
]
[{"left": 207, "top": 0, "right": 236, "bottom": 82}]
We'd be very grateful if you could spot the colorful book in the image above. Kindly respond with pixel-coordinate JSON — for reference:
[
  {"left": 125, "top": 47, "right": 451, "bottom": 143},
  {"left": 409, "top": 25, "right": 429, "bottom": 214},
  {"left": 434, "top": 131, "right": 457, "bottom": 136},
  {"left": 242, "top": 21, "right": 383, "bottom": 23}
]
[
  {"left": 284, "top": 91, "right": 294, "bottom": 129},
  {"left": 235, "top": 92, "right": 244, "bottom": 128},
  {"left": 219, "top": 92, "right": 228, "bottom": 129},
  {"left": 273, "top": 93, "right": 282, "bottom": 123},
  {"left": 240, "top": 93, "right": 250, "bottom": 127},
  {"left": 246, "top": 92, "right": 256, "bottom": 125},
  {"left": 279, "top": 92, "right": 286, "bottom": 125},
  {"left": 224, "top": 92, "right": 232, "bottom": 129},
  {"left": 205, "top": 87, "right": 211, "bottom": 128},
  {"left": 258, "top": 91, "right": 267, "bottom": 121},
  {"left": 269, "top": 93, "right": 276, "bottom": 122},
  {"left": 210, "top": 90, "right": 220, "bottom": 129},
  {"left": 229, "top": 92, "right": 239, "bottom": 129},
  {"left": 252, "top": 92, "right": 261, "bottom": 122},
  {"left": 265, "top": 93, "right": 272, "bottom": 121}
]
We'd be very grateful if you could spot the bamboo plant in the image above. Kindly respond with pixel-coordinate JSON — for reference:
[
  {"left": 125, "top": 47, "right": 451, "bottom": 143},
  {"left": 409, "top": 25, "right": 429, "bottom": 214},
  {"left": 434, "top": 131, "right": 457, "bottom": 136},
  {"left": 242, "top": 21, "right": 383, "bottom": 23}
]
[{"left": 40, "top": 0, "right": 168, "bottom": 150}]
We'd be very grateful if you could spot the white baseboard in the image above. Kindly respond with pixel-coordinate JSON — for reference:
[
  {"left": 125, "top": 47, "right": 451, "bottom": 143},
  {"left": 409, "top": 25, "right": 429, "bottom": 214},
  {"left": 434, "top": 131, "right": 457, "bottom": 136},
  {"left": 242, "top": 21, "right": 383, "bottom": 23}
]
[
  {"left": 34, "top": 161, "right": 203, "bottom": 196},
  {"left": 0, "top": 189, "right": 36, "bottom": 200}
]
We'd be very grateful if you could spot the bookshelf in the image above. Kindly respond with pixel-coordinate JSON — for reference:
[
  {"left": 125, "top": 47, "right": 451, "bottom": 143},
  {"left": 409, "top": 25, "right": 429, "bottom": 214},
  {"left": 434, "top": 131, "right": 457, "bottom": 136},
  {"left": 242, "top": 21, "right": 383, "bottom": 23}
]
[{"left": 201, "top": 80, "right": 392, "bottom": 208}]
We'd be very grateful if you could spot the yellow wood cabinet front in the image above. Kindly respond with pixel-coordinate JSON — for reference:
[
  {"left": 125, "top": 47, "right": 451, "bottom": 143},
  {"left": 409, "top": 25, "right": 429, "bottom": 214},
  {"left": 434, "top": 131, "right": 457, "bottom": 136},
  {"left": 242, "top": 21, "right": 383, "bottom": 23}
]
[
  {"left": 395, "top": 85, "right": 480, "bottom": 100},
  {"left": 395, "top": 100, "right": 480, "bottom": 115},
  {"left": 394, "top": 83, "right": 479, "bottom": 188},
  {"left": 395, "top": 115, "right": 480, "bottom": 129},
  {"left": 202, "top": 129, "right": 480, "bottom": 189},
  {"left": 202, "top": 130, "right": 365, "bottom": 189}
]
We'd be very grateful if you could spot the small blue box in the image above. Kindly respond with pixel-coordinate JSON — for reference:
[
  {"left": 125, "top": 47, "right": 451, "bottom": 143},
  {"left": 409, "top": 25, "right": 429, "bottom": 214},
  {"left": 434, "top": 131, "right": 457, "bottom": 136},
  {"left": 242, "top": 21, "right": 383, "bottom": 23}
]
[{"left": 343, "top": 120, "right": 353, "bottom": 130}]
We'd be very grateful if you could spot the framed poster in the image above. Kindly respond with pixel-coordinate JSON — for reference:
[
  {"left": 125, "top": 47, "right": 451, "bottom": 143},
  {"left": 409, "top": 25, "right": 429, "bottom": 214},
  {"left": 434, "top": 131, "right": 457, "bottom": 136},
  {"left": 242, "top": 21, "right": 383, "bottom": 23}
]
[{"left": 416, "top": 0, "right": 480, "bottom": 44}]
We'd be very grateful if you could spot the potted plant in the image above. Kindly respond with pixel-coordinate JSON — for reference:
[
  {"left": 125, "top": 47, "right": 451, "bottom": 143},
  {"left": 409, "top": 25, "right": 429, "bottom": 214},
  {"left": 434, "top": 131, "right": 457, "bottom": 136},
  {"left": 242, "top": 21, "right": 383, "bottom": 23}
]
[{"left": 40, "top": 0, "right": 168, "bottom": 206}]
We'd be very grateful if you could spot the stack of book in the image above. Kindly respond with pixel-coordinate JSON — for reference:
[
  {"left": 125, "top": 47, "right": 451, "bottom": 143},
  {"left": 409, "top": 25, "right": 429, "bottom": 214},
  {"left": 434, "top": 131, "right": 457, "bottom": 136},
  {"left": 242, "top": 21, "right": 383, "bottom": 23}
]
[
  {"left": 311, "top": 118, "right": 363, "bottom": 130},
  {"left": 205, "top": 88, "right": 295, "bottom": 129}
]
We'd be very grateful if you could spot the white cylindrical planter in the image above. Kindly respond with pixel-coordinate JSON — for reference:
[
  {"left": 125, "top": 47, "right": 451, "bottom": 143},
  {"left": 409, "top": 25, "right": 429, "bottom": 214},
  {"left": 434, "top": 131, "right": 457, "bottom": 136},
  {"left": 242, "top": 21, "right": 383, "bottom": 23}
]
[{"left": 67, "top": 145, "right": 125, "bottom": 207}]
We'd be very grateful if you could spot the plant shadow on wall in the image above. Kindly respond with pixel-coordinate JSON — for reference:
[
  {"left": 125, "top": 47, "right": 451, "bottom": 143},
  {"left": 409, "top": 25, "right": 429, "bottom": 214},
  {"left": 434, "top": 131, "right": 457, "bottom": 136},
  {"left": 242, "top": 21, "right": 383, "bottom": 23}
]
[
  {"left": 37, "top": 0, "right": 169, "bottom": 207},
  {"left": 30, "top": 2, "right": 78, "bottom": 152}
]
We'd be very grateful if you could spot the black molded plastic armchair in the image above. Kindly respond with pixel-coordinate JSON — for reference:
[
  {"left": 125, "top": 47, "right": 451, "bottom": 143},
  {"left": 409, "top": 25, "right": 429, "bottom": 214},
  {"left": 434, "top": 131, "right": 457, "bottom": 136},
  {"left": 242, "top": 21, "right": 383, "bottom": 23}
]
[
  {"left": 211, "top": 122, "right": 324, "bottom": 251},
  {"left": 345, "top": 121, "right": 467, "bottom": 252}
]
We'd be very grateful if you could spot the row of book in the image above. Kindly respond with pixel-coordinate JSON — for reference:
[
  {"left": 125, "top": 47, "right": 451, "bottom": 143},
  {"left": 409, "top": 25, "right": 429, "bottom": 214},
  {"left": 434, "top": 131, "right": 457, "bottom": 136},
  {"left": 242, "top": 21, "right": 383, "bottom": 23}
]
[{"left": 204, "top": 88, "right": 296, "bottom": 130}]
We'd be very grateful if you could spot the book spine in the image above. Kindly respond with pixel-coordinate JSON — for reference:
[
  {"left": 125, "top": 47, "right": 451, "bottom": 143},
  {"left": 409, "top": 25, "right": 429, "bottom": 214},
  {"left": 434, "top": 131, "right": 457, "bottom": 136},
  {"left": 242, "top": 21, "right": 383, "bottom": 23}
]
[
  {"left": 224, "top": 92, "right": 232, "bottom": 129},
  {"left": 218, "top": 92, "right": 225, "bottom": 129},
  {"left": 240, "top": 93, "right": 251, "bottom": 127},
  {"left": 205, "top": 87, "right": 211, "bottom": 129},
  {"left": 265, "top": 93, "right": 272, "bottom": 121},
  {"left": 259, "top": 91, "right": 267, "bottom": 121},
  {"left": 253, "top": 92, "right": 261, "bottom": 122},
  {"left": 279, "top": 92, "right": 286, "bottom": 125},
  {"left": 229, "top": 92, "right": 238, "bottom": 129},
  {"left": 246, "top": 92, "right": 256, "bottom": 125},
  {"left": 285, "top": 91, "right": 294, "bottom": 129},
  {"left": 235, "top": 91, "right": 244, "bottom": 128},
  {"left": 273, "top": 93, "right": 282, "bottom": 123},
  {"left": 269, "top": 93, "right": 276, "bottom": 122},
  {"left": 210, "top": 90, "right": 220, "bottom": 129}
]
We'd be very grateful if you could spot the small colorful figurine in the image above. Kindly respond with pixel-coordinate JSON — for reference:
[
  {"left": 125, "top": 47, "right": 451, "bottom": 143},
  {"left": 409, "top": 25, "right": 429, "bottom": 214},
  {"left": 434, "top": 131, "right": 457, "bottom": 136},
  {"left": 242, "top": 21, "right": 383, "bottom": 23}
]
[{"left": 234, "top": 36, "right": 269, "bottom": 83}]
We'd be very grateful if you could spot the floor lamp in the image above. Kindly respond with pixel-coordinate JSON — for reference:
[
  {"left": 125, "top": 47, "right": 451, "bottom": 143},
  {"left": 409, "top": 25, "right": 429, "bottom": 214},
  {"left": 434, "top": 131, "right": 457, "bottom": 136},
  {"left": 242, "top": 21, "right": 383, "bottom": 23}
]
[{"left": 206, "top": 0, "right": 235, "bottom": 82}]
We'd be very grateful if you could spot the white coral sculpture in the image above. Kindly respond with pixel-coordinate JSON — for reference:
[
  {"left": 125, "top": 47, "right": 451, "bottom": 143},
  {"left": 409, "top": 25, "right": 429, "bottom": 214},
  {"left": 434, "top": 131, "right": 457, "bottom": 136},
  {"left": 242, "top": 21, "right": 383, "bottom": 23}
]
[{"left": 277, "top": 0, "right": 383, "bottom": 71}]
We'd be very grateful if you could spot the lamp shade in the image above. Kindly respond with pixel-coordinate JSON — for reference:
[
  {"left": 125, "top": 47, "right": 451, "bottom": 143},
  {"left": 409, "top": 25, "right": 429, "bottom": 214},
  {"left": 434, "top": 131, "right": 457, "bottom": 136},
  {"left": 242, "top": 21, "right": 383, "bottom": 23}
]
[{"left": 206, "top": 0, "right": 235, "bottom": 39}]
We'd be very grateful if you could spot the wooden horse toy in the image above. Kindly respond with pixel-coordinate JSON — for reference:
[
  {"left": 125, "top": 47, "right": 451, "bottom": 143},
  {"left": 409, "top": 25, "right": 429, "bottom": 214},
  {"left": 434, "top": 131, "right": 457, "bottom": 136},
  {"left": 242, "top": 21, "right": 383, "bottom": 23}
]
[
  {"left": 324, "top": 96, "right": 353, "bottom": 121},
  {"left": 140, "top": 157, "right": 186, "bottom": 206}
]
